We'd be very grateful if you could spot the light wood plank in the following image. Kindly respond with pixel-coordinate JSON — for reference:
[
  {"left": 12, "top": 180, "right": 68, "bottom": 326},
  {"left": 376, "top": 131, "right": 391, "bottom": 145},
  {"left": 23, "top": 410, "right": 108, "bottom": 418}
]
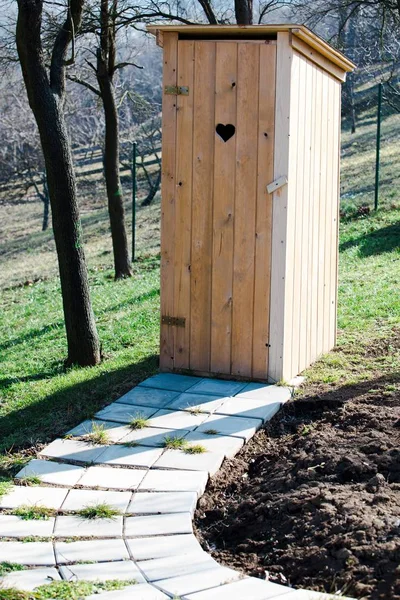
[
  {"left": 298, "top": 58, "right": 313, "bottom": 374},
  {"left": 310, "top": 64, "right": 323, "bottom": 362},
  {"left": 252, "top": 44, "right": 276, "bottom": 379},
  {"left": 231, "top": 42, "right": 260, "bottom": 377},
  {"left": 210, "top": 42, "right": 238, "bottom": 375},
  {"left": 190, "top": 42, "right": 216, "bottom": 372},
  {"left": 159, "top": 32, "right": 178, "bottom": 371},
  {"left": 316, "top": 71, "right": 329, "bottom": 356},
  {"left": 174, "top": 40, "right": 195, "bottom": 369},
  {"left": 269, "top": 31, "right": 293, "bottom": 382},
  {"left": 333, "top": 81, "right": 342, "bottom": 347},
  {"left": 329, "top": 79, "right": 341, "bottom": 347},
  {"left": 290, "top": 54, "right": 306, "bottom": 377},
  {"left": 322, "top": 74, "right": 335, "bottom": 354},
  {"left": 292, "top": 39, "right": 346, "bottom": 82}
]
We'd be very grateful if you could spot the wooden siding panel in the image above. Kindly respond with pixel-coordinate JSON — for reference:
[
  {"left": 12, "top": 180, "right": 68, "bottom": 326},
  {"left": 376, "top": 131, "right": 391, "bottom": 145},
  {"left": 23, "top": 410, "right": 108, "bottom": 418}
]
[
  {"left": 252, "top": 44, "right": 276, "bottom": 379},
  {"left": 174, "top": 40, "right": 195, "bottom": 369},
  {"left": 310, "top": 63, "right": 323, "bottom": 362},
  {"left": 231, "top": 43, "right": 260, "bottom": 377},
  {"left": 329, "top": 79, "right": 341, "bottom": 347},
  {"left": 189, "top": 42, "right": 216, "bottom": 372},
  {"left": 298, "top": 59, "right": 313, "bottom": 374},
  {"left": 269, "top": 32, "right": 293, "bottom": 382},
  {"left": 210, "top": 42, "right": 237, "bottom": 374},
  {"left": 160, "top": 32, "right": 178, "bottom": 370},
  {"left": 290, "top": 54, "right": 306, "bottom": 376}
]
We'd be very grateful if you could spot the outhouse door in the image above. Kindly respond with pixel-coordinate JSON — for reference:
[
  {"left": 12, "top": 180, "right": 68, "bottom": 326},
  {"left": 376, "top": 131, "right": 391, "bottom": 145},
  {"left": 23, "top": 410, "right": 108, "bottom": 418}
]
[{"left": 161, "top": 38, "right": 277, "bottom": 380}]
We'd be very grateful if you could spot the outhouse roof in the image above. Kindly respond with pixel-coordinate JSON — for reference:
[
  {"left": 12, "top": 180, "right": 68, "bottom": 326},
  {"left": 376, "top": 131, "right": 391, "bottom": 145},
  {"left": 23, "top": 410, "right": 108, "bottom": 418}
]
[{"left": 147, "top": 24, "right": 355, "bottom": 73}]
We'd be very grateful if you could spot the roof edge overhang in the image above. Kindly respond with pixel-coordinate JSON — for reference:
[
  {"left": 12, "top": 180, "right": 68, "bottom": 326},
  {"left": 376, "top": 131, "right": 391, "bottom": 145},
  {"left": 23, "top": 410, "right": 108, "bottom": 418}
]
[{"left": 146, "top": 24, "right": 355, "bottom": 73}]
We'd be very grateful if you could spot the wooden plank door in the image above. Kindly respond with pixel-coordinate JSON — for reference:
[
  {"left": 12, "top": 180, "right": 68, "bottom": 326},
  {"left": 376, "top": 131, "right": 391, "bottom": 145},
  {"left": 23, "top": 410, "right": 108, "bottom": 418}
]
[{"left": 160, "top": 39, "right": 276, "bottom": 380}]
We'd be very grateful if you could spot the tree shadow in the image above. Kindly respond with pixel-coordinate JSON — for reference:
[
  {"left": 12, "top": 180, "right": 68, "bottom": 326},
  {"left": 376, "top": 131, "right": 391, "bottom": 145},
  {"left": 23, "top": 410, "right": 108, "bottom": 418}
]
[
  {"left": 339, "top": 221, "right": 400, "bottom": 257},
  {"left": 0, "top": 354, "right": 159, "bottom": 461}
]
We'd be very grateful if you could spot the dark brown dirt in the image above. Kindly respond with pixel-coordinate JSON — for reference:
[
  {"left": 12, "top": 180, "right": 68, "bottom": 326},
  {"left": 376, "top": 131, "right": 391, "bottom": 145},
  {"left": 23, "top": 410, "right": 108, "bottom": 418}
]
[{"left": 195, "top": 373, "right": 400, "bottom": 599}]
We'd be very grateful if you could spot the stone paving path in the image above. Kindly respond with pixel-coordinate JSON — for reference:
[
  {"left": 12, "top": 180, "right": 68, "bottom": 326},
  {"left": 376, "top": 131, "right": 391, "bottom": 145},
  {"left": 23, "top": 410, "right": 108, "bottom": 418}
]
[{"left": 0, "top": 374, "right": 353, "bottom": 599}]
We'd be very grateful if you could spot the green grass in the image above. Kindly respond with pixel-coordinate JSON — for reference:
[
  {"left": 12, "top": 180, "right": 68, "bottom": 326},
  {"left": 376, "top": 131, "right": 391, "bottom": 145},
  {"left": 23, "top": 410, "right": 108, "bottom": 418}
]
[
  {"left": 84, "top": 422, "right": 111, "bottom": 445},
  {"left": 77, "top": 503, "right": 121, "bottom": 520},
  {"left": 0, "top": 579, "right": 136, "bottom": 599},
  {"left": 0, "top": 478, "right": 12, "bottom": 497},
  {"left": 13, "top": 505, "right": 54, "bottom": 520},
  {"left": 17, "top": 475, "right": 41, "bottom": 486},
  {"left": 162, "top": 435, "right": 188, "bottom": 449},
  {"left": 0, "top": 563, "right": 25, "bottom": 577},
  {"left": 0, "top": 257, "right": 160, "bottom": 478},
  {"left": 184, "top": 444, "right": 207, "bottom": 455},
  {"left": 129, "top": 414, "right": 149, "bottom": 430}
]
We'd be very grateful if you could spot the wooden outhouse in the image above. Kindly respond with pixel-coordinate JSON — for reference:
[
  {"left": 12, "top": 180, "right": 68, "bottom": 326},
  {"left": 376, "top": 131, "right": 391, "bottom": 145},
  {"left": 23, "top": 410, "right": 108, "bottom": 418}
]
[{"left": 148, "top": 24, "right": 355, "bottom": 383}]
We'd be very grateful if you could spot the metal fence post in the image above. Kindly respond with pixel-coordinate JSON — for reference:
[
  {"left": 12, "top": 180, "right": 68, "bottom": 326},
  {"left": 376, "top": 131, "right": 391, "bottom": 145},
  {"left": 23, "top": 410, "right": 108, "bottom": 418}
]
[
  {"left": 374, "top": 83, "right": 382, "bottom": 211},
  {"left": 132, "top": 141, "right": 137, "bottom": 261}
]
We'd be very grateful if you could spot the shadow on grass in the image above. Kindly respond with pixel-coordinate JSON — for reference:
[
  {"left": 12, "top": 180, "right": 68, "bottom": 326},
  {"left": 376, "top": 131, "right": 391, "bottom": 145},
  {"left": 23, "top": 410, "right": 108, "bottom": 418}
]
[
  {"left": 0, "top": 287, "right": 159, "bottom": 354},
  {"left": 0, "top": 353, "right": 159, "bottom": 463},
  {"left": 339, "top": 221, "right": 400, "bottom": 257}
]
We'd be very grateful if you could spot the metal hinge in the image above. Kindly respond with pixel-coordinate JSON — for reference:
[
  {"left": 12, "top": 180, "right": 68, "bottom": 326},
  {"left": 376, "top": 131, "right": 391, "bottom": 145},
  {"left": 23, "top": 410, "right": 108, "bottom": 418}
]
[
  {"left": 164, "top": 85, "right": 189, "bottom": 96},
  {"left": 162, "top": 315, "right": 186, "bottom": 327}
]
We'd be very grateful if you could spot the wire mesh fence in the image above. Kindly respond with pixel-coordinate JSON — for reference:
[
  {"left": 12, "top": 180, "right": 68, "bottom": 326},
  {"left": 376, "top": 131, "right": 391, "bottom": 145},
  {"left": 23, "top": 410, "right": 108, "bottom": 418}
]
[{"left": 341, "top": 81, "right": 400, "bottom": 215}]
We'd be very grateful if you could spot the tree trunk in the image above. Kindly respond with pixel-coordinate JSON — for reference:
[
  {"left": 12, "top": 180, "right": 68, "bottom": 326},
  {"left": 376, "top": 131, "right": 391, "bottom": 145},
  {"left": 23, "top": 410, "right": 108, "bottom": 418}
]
[
  {"left": 42, "top": 176, "right": 50, "bottom": 231},
  {"left": 235, "top": 0, "right": 253, "bottom": 24},
  {"left": 16, "top": 0, "right": 101, "bottom": 367},
  {"left": 141, "top": 169, "right": 161, "bottom": 206},
  {"left": 97, "top": 56, "right": 132, "bottom": 279}
]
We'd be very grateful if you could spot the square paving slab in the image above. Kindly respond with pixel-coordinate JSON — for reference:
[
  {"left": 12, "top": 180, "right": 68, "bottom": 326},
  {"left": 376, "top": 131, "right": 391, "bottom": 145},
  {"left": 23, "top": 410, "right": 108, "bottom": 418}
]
[
  {"left": 125, "top": 512, "right": 193, "bottom": 537},
  {"left": 148, "top": 409, "right": 208, "bottom": 431},
  {"left": 55, "top": 539, "right": 129, "bottom": 564},
  {"left": 184, "top": 577, "right": 290, "bottom": 600},
  {"left": 183, "top": 432, "right": 244, "bottom": 458},
  {"left": 214, "top": 397, "right": 281, "bottom": 422},
  {"left": 165, "top": 393, "right": 227, "bottom": 414},
  {"left": 67, "top": 419, "right": 131, "bottom": 443},
  {"left": 0, "top": 515, "right": 55, "bottom": 538},
  {"left": 128, "top": 491, "right": 198, "bottom": 515},
  {"left": 85, "top": 583, "right": 170, "bottom": 600},
  {"left": 119, "top": 426, "right": 190, "bottom": 448},
  {"left": 15, "top": 459, "right": 84, "bottom": 487},
  {"left": 62, "top": 488, "right": 131, "bottom": 513},
  {"left": 93, "top": 444, "right": 163, "bottom": 468},
  {"left": 54, "top": 515, "right": 124, "bottom": 538},
  {"left": 0, "top": 567, "right": 61, "bottom": 591},
  {"left": 153, "top": 448, "right": 224, "bottom": 475},
  {"left": 187, "top": 379, "right": 246, "bottom": 397},
  {"left": 0, "top": 485, "right": 68, "bottom": 510},
  {"left": 59, "top": 560, "right": 146, "bottom": 584},
  {"left": 116, "top": 387, "right": 179, "bottom": 408},
  {"left": 39, "top": 439, "right": 106, "bottom": 464},
  {"left": 137, "top": 552, "right": 216, "bottom": 582},
  {"left": 95, "top": 403, "right": 158, "bottom": 425},
  {"left": 139, "top": 373, "right": 202, "bottom": 392},
  {"left": 236, "top": 382, "right": 291, "bottom": 402},
  {"left": 156, "top": 565, "right": 242, "bottom": 597},
  {"left": 195, "top": 414, "right": 263, "bottom": 441},
  {"left": 126, "top": 534, "right": 203, "bottom": 561},
  {"left": 139, "top": 469, "right": 208, "bottom": 495},
  {"left": 78, "top": 466, "right": 147, "bottom": 490},
  {"left": 0, "top": 542, "right": 55, "bottom": 566}
]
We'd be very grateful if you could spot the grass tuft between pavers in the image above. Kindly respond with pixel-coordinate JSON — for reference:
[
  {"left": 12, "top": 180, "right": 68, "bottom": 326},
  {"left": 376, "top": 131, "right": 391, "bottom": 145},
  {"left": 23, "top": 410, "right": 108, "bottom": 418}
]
[{"left": 0, "top": 579, "right": 137, "bottom": 599}]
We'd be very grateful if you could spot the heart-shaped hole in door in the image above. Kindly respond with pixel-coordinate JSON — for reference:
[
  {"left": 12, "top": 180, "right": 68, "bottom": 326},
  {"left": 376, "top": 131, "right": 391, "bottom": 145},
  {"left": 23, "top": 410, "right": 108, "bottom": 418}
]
[{"left": 216, "top": 123, "right": 236, "bottom": 143}]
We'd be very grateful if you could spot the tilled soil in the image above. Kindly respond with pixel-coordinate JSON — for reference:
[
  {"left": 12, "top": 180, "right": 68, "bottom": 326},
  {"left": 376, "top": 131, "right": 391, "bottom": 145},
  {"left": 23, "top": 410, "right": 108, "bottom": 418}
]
[{"left": 195, "top": 370, "right": 400, "bottom": 599}]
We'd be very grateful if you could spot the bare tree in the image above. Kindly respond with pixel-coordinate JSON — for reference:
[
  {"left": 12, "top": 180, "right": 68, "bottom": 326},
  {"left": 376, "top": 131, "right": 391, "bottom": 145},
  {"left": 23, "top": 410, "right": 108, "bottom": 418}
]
[{"left": 16, "top": 0, "right": 101, "bottom": 366}]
